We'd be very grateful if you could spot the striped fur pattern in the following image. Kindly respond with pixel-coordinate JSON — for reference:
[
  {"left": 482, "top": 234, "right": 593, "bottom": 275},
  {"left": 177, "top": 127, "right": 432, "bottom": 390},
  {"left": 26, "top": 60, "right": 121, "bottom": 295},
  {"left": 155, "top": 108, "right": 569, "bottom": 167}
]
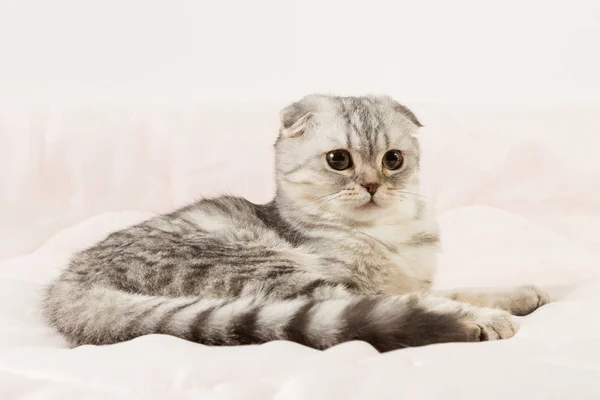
[{"left": 43, "top": 95, "right": 548, "bottom": 352}]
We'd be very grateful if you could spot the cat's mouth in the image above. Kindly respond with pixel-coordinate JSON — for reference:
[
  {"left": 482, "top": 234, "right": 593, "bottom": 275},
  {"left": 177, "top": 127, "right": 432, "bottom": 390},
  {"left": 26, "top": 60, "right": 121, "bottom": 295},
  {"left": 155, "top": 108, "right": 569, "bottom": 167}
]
[{"left": 357, "top": 198, "right": 381, "bottom": 210}]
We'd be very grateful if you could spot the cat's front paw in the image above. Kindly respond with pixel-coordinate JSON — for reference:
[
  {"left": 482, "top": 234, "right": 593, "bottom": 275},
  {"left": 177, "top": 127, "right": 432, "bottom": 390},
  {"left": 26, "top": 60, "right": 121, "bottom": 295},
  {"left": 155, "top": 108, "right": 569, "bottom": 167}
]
[
  {"left": 463, "top": 307, "right": 518, "bottom": 341},
  {"left": 508, "top": 285, "right": 550, "bottom": 316},
  {"left": 419, "top": 295, "right": 518, "bottom": 342}
]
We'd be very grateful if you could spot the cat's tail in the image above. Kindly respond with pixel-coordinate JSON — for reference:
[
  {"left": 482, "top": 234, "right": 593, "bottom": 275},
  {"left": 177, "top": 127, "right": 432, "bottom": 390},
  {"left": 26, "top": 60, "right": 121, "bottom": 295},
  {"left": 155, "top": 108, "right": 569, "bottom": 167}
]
[{"left": 43, "top": 282, "right": 478, "bottom": 352}]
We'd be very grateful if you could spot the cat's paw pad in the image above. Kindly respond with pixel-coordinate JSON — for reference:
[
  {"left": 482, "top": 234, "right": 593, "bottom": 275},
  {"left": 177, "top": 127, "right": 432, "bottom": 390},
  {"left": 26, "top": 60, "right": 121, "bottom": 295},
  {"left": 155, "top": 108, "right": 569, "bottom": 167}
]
[
  {"left": 464, "top": 308, "right": 518, "bottom": 341},
  {"left": 510, "top": 285, "right": 550, "bottom": 316}
]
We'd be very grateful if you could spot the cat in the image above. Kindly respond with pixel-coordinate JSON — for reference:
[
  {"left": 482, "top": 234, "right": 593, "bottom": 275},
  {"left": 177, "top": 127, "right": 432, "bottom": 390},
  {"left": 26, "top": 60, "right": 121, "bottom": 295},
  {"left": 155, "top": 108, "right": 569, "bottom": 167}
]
[{"left": 43, "top": 94, "right": 549, "bottom": 352}]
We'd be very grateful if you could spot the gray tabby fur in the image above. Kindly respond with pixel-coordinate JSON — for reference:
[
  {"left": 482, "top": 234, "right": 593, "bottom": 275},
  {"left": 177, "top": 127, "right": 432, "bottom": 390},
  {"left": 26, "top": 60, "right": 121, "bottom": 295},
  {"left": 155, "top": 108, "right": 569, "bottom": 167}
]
[{"left": 43, "top": 95, "right": 549, "bottom": 352}]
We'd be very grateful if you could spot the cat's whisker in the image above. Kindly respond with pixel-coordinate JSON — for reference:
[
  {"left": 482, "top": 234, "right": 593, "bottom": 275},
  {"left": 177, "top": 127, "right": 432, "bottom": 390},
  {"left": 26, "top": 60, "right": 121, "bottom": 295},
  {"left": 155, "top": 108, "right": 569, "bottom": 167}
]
[
  {"left": 314, "top": 191, "right": 345, "bottom": 201},
  {"left": 387, "top": 189, "right": 427, "bottom": 199}
]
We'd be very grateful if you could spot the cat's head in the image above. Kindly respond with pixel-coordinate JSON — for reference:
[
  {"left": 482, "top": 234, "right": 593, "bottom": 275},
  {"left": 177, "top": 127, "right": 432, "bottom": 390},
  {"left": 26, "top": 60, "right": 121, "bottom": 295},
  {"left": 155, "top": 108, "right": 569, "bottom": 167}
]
[{"left": 274, "top": 94, "right": 423, "bottom": 225}]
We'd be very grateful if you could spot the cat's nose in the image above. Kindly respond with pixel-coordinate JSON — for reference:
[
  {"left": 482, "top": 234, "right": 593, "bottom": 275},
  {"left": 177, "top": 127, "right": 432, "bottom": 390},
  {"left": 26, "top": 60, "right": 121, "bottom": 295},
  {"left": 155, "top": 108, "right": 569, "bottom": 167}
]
[{"left": 362, "top": 183, "right": 380, "bottom": 196}]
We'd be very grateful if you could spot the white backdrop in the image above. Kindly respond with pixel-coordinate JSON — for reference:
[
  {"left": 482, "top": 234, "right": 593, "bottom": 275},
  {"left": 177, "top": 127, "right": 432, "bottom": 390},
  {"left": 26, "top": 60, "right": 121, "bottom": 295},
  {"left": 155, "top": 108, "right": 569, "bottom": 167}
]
[{"left": 1, "top": 0, "right": 599, "bottom": 105}]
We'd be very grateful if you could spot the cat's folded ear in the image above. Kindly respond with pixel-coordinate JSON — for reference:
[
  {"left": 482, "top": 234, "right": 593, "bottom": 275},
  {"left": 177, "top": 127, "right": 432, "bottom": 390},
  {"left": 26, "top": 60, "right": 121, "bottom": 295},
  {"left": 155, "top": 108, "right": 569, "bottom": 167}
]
[
  {"left": 279, "top": 102, "right": 313, "bottom": 139},
  {"left": 383, "top": 97, "right": 423, "bottom": 128}
]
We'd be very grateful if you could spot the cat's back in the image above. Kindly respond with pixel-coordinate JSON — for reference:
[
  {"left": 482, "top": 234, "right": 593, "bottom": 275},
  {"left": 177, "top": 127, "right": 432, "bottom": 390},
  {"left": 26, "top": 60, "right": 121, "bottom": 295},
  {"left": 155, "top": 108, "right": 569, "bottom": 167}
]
[
  {"left": 167, "top": 196, "right": 305, "bottom": 246},
  {"left": 69, "top": 196, "right": 301, "bottom": 270}
]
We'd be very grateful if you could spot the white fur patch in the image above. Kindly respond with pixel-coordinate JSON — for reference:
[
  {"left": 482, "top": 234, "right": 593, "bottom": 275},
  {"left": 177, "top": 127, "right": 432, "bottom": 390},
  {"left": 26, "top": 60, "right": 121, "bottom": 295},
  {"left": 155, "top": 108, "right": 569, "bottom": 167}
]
[
  {"left": 207, "top": 297, "right": 256, "bottom": 338},
  {"left": 257, "top": 298, "right": 307, "bottom": 339},
  {"left": 306, "top": 298, "right": 352, "bottom": 347},
  {"left": 183, "top": 209, "right": 230, "bottom": 232}
]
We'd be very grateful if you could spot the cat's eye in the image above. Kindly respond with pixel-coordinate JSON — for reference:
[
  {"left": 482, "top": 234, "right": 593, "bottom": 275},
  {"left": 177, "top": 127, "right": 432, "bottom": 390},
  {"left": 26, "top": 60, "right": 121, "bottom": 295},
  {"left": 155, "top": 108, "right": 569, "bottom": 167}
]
[
  {"left": 382, "top": 150, "right": 404, "bottom": 170},
  {"left": 326, "top": 150, "right": 353, "bottom": 171}
]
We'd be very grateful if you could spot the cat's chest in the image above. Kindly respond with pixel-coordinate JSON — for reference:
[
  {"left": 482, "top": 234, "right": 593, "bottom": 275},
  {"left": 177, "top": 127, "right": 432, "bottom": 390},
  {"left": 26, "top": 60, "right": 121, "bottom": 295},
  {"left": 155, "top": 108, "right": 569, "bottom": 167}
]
[{"left": 320, "top": 219, "right": 438, "bottom": 294}]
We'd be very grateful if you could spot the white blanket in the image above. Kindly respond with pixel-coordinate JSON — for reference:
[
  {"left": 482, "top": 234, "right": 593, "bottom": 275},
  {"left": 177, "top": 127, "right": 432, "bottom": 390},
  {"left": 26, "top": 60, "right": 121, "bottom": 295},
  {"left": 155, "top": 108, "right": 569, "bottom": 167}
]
[{"left": 1, "top": 104, "right": 599, "bottom": 399}]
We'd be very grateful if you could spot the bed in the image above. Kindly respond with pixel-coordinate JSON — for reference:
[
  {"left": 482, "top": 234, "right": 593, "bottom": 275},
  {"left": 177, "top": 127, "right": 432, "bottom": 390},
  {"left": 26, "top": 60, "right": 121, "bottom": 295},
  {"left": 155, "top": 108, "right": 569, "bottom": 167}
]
[{"left": 1, "top": 102, "right": 599, "bottom": 399}]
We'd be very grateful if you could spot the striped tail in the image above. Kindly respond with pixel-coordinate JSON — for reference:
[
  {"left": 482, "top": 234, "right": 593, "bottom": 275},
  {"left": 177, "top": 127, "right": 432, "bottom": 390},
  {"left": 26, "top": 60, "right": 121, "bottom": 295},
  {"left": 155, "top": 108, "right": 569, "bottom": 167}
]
[{"left": 44, "top": 282, "right": 475, "bottom": 352}]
